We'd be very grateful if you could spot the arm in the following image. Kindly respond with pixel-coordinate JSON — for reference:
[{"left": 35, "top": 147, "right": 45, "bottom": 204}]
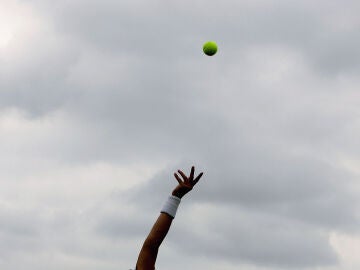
[
  {"left": 135, "top": 213, "right": 173, "bottom": 270},
  {"left": 136, "top": 166, "right": 204, "bottom": 270}
]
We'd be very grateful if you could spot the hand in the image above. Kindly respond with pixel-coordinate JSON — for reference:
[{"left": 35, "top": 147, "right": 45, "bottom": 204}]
[{"left": 172, "top": 166, "right": 204, "bottom": 199}]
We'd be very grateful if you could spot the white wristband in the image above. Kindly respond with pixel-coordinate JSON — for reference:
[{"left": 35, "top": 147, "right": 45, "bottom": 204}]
[{"left": 161, "top": 195, "right": 181, "bottom": 218}]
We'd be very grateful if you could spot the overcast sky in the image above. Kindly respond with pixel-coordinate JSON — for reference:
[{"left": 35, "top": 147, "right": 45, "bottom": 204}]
[{"left": 1, "top": 0, "right": 360, "bottom": 269}]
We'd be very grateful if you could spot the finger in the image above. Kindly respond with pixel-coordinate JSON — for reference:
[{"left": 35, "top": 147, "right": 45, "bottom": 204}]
[
  {"left": 189, "top": 166, "right": 195, "bottom": 180},
  {"left": 178, "top": 170, "right": 188, "bottom": 181},
  {"left": 192, "top": 172, "right": 204, "bottom": 186},
  {"left": 174, "top": 173, "right": 183, "bottom": 184}
]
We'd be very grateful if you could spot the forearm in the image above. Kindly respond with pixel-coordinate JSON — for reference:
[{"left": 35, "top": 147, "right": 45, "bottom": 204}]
[
  {"left": 144, "top": 212, "right": 173, "bottom": 248},
  {"left": 144, "top": 195, "right": 181, "bottom": 247},
  {"left": 136, "top": 196, "right": 180, "bottom": 269}
]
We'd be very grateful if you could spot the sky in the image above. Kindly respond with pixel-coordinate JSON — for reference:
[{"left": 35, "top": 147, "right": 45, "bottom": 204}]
[{"left": 0, "top": 0, "right": 360, "bottom": 269}]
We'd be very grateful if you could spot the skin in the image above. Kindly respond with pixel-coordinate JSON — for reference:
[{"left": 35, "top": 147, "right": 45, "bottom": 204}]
[{"left": 135, "top": 166, "right": 204, "bottom": 270}]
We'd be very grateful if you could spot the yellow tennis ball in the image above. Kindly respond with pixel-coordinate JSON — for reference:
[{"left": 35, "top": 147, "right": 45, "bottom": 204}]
[{"left": 203, "top": 41, "right": 218, "bottom": 56}]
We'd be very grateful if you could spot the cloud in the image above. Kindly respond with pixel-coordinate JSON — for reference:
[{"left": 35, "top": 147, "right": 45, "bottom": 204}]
[
  {"left": 1, "top": 1, "right": 360, "bottom": 269},
  {"left": 171, "top": 203, "right": 338, "bottom": 268}
]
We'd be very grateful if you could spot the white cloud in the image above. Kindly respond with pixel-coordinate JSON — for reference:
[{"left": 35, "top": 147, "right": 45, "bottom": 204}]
[{"left": 330, "top": 232, "right": 360, "bottom": 270}]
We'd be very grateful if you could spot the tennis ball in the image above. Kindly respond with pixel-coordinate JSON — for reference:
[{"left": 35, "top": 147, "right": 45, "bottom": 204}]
[{"left": 203, "top": 41, "right": 218, "bottom": 56}]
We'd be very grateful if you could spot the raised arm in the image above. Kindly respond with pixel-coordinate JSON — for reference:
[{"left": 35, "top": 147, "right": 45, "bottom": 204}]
[{"left": 135, "top": 166, "right": 204, "bottom": 270}]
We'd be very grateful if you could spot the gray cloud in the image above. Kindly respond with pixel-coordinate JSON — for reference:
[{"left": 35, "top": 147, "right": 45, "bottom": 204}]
[
  {"left": 1, "top": 0, "right": 360, "bottom": 269},
  {"left": 172, "top": 206, "right": 338, "bottom": 268}
]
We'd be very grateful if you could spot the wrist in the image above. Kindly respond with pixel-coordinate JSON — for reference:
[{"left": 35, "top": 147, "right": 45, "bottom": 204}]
[
  {"left": 161, "top": 195, "right": 181, "bottom": 218},
  {"left": 171, "top": 190, "right": 183, "bottom": 199}
]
